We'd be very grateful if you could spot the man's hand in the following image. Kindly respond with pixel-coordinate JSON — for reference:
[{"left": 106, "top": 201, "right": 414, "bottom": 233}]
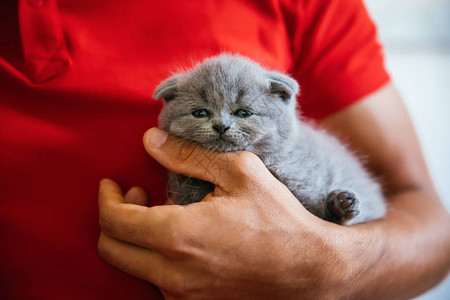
[
  {"left": 98, "top": 128, "right": 373, "bottom": 299},
  {"left": 99, "top": 84, "right": 450, "bottom": 299}
]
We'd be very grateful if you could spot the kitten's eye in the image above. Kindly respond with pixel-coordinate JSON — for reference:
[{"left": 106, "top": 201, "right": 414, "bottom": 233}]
[
  {"left": 192, "top": 109, "right": 210, "bottom": 118},
  {"left": 233, "top": 109, "right": 253, "bottom": 118}
]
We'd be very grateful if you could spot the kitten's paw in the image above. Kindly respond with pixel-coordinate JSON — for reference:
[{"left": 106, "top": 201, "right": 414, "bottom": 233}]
[{"left": 327, "top": 190, "right": 360, "bottom": 224}]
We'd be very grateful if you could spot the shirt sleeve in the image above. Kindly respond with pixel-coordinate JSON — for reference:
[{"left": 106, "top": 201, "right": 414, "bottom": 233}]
[{"left": 287, "top": 0, "right": 390, "bottom": 119}]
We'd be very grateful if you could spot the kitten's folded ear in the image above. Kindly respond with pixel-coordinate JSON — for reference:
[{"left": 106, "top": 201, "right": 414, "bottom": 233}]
[
  {"left": 267, "top": 71, "right": 300, "bottom": 102},
  {"left": 153, "top": 74, "right": 182, "bottom": 101}
]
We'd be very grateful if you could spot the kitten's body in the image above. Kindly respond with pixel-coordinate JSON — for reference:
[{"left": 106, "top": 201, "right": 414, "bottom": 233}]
[{"left": 154, "top": 54, "right": 386, "bottom": 225}]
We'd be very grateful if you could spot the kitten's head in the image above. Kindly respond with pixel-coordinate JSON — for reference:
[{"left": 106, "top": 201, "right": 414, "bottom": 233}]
[{"left": 154, "top": 54, "right": 300, "bottom": 154}]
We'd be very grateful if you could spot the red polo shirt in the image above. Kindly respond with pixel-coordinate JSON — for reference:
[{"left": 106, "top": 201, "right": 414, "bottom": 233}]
[{"left": 0, "top": 0, "right": 389, "bottom": 298}]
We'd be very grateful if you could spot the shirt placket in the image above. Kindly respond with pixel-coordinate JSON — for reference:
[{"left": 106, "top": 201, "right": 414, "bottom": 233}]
[{"left": 19, "top": 0, "right": 71, "bottom": 83}]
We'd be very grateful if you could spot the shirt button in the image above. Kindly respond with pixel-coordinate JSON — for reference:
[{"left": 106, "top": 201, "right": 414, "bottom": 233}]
[{"left": 27, "top": 0, "right": 46, "bottom": 8}]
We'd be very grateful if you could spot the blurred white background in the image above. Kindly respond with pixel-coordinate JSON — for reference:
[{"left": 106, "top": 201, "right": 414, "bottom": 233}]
[{"left": 364, "top": 0, "right": 450, "bottom": 299}]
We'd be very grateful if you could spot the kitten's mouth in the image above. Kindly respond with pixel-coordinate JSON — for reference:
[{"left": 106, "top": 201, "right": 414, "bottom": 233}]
[
  {"left": 203, "top": 136, "right": 241, "bottom": 152},
  {"left": 217, "top": 135, "right": 238, "bottom": 144}
]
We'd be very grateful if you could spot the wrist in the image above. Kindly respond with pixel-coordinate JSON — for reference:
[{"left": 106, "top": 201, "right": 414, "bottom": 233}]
[{"left": 322, "top": 220, "right": 387, "bottom": 299}]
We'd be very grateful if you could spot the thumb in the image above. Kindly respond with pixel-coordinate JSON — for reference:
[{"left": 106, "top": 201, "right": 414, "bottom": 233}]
[{"left": 143, "top": 128, "right": 269, "bottom": 191}]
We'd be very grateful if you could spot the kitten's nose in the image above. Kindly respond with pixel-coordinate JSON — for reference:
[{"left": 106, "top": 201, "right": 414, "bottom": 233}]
[{"left": 212, "top": 124, "right": 230, "bottom": 135}]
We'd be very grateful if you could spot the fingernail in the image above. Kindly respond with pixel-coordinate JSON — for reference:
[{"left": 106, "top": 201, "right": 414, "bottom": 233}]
[{"left": 146, "top": 128, "right": 168, "bottom": 148}]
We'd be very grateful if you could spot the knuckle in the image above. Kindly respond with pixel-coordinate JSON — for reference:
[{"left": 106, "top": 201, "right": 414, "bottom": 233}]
[
  {"left": 99, "top": 211, "right": 114, "bottom": 235},
  {"left": 97, "top": 238, "right": 106, "bottom": 256},
  {"left": 162, "top": 215, "right": 198, "bottom": 259},
  {"left": 98, "top": 203, "right": 123, "bottom": 238},
  {"left": 97, "top": 235, "right": 111, "bottom": 259},
  {"left": 164, "top": 228, "right": 186, "bottom": 256},
  {"left": 121, "top": 222, "right": 138, "bottom": 240},
  {"left": 158, "top": 213, "right": 187, "bottom": 255}
]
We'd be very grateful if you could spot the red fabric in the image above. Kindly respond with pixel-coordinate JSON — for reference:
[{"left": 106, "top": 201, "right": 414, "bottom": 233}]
[{"left": 0, "top": 0, "right": 389, "bottom": 298}]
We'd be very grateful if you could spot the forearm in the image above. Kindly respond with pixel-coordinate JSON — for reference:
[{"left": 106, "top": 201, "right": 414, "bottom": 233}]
[
  {"left": 346, "top": 188, "right": 450, "bottom": 299},
  {"left": 316, "top": 85, "right": 450, "bottom": 298}
]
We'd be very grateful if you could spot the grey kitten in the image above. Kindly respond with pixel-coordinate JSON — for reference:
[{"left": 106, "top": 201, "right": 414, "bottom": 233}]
[{"left": 154, "top": 54, "right": 386, "bottom": 225}]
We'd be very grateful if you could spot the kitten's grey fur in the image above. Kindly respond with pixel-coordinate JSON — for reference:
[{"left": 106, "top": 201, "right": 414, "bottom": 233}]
[{"left": 154, "top": 54, "right": 386, "bottom": 225}]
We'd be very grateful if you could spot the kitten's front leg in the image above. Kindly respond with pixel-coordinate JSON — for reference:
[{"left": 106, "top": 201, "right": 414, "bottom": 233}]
[
  {"left": 168, "top": 173, "right": 215, "bottom": 205},
  {"left": 326, "top": 189, "right": 360, "bottom": 225}
]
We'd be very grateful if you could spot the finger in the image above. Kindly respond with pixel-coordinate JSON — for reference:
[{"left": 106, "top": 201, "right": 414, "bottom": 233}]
[
  {"left": 98, "top": 178, "right": 125, "bottom": 205},
  {"left": 143, "top": 128, "right": 269, "bottom": 190},
  {"left": 124, "top": 186, "right": 149, "bottom": 206},
  {"left": 98, "top": 232, "right": 173, "bottom": 289},
  {"left": 98, "top": 178, "right": 183, "bottom": 251}
]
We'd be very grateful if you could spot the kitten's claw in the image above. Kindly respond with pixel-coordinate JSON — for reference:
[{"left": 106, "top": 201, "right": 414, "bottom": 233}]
[{"left": 327, "top": 190, "right": 360, "bottom": 224}]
